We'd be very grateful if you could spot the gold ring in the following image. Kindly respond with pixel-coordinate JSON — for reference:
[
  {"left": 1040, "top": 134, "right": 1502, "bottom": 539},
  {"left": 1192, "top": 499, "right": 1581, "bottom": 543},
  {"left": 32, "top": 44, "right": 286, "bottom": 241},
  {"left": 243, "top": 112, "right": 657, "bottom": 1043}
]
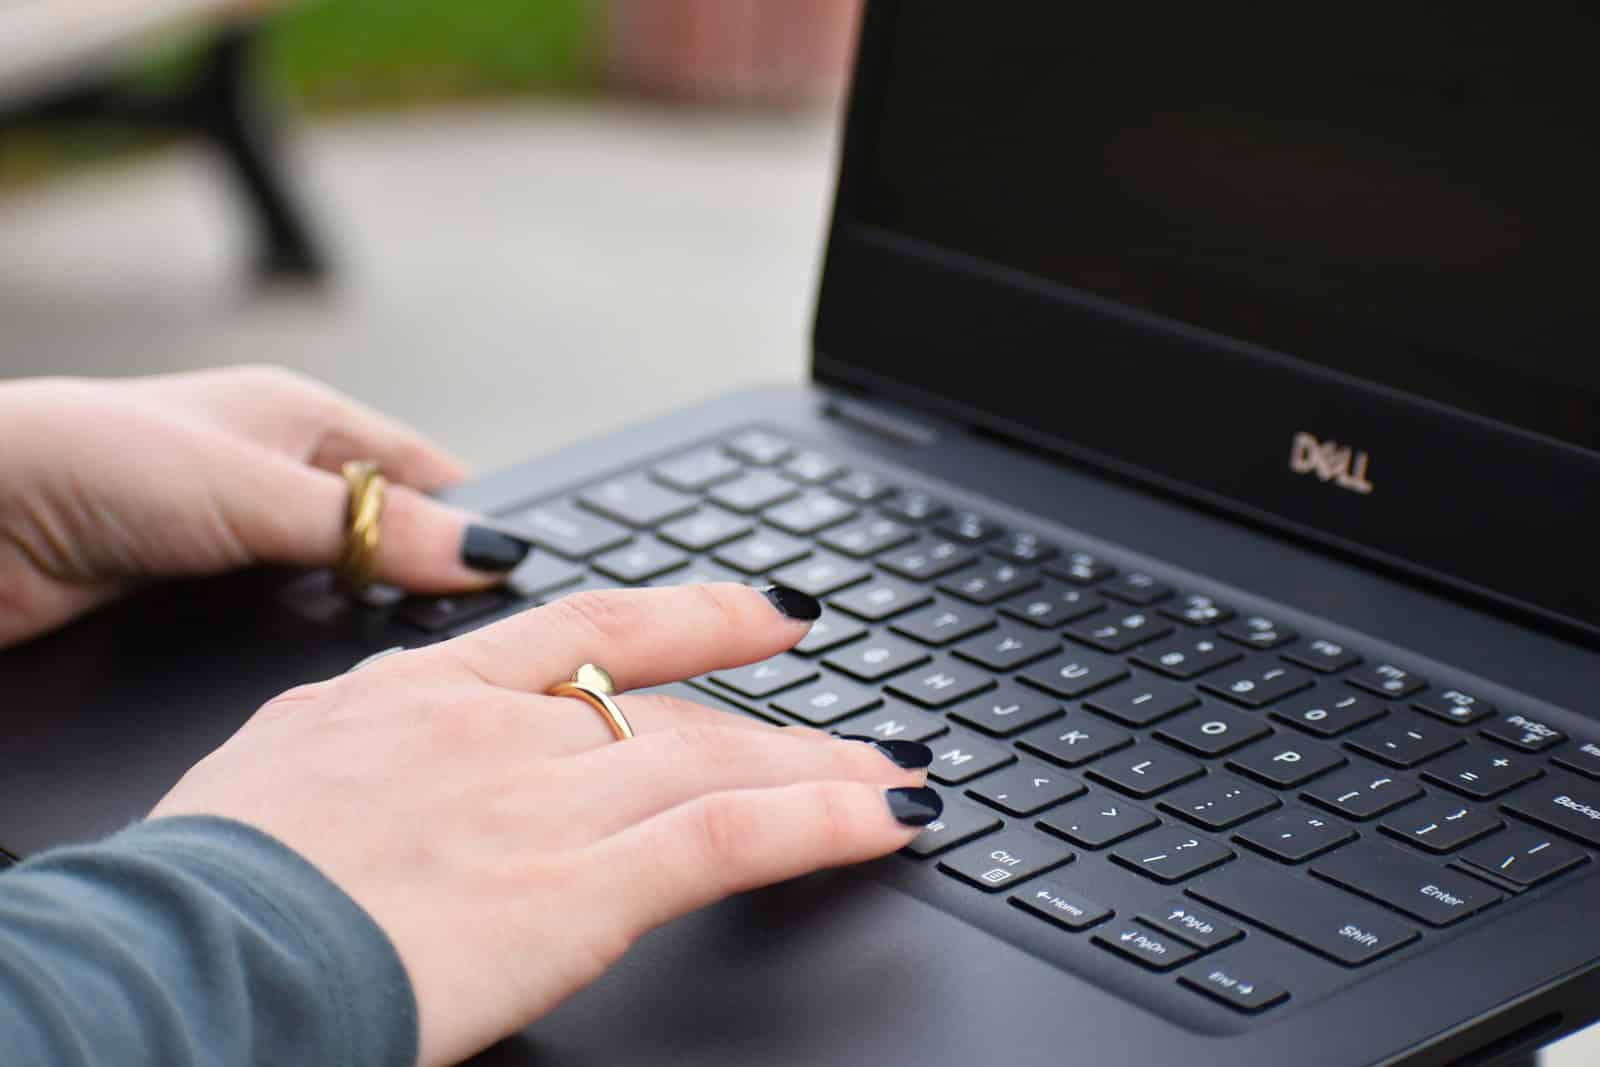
[
  {"left": 547, "top": 663, "right": 635, "bottom": 741},
  {"left": 336, "top": 459, "right": 386, "bottom": 592}
]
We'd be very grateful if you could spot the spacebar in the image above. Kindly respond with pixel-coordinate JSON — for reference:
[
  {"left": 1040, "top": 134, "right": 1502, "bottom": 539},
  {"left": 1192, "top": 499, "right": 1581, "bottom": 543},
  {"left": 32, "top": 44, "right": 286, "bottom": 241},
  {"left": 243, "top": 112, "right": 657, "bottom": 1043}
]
[{"left": 1188, "top": 862, "right": 1420, "bottom": 966}]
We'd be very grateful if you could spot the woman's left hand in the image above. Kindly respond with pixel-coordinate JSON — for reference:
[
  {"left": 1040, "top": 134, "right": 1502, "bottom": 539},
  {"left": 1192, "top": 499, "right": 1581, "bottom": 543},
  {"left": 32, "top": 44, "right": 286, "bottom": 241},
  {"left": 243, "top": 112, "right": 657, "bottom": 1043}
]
[{"left": 0, "top": 365, "right": 514, "bottom": 648}]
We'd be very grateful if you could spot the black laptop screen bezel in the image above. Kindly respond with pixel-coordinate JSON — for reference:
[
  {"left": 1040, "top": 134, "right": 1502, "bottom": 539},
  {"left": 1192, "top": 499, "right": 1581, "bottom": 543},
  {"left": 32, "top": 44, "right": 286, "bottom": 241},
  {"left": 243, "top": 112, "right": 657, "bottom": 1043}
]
[{"left": 811, "top": 0, "right": 1600, "bottom": 640}]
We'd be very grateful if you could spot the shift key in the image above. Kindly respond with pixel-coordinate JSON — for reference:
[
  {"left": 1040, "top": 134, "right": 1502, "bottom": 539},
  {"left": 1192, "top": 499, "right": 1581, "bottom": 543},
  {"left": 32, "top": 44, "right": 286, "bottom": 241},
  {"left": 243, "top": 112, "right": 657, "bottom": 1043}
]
[
  {"left": 1503, "top": 769, "right": 1600, "bottom": 847},
  {"left": 1188, "top": 862, "right": 1419, "bottom": 966}
]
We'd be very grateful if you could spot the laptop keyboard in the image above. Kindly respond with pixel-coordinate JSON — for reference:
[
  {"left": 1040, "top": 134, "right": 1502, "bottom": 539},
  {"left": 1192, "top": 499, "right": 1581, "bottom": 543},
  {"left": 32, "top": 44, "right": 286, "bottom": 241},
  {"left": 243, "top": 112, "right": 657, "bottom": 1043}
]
[{"left": 398, "top": 426, "right": 1600, "bottom": 1030}]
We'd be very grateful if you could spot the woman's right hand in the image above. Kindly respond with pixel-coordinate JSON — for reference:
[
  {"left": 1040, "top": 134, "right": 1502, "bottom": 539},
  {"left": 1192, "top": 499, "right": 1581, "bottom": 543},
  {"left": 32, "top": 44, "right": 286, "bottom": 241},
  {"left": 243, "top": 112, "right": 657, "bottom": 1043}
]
[{"left": 150, "top": 582, "right": 942, "bottom": 1067}]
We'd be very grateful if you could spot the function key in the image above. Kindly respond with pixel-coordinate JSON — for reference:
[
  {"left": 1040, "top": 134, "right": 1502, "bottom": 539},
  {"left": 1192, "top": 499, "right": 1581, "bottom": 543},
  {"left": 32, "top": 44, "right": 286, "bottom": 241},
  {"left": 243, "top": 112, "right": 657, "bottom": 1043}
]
[
  {"left": 1010, "top": 882, "right": 1113, "bottom": 932},
  {"left": 1378, "top": 795, "right": 1503, "bottom": 854},
  {"left": 1100, "top": 572, "right": 1174, "bottom": 606},
  {"left": 1270, "top": 690, "right": 1387, "bottom": 739},
  {"left": 510, "top": 501, "right": 631, "bottom": 559},
  {"left": 1301, "top": 766, "right": 1423, "bottom": 820},
  {"left": 1160, "top": 594, "right": 1234, "bottom": 627},
  {"left": 1198, "top": 660, "right": 1314, "bottom": 709},
  {"left": 879, "top": 537, "right": 978, "bottom": 581},
  {"left": 1044, "top": 550, "right": 1115, "bottom": 586},
  {"left": 935, "top": 510, "right": 1005, "bottom": 544},
  {"left": 1140, "top": 899, "right": 1244, "bottom": 952},
  {"left": 1019, "top": 716, "right": 1135, "bottom": 769},
  {"left": 658, "top": 507, "right": 753, "bottom": 552},
  {"left": 1347, "top": 662, "right": 1427, "bottom": 700},
  {"left": 1420, "top": 743, "right": 1543, "bottom": 799},
  {"left": 886, "top": 658, "right": 998, "bottom": 709},
  {"left": 652, "top": 447, "right": 744, "bottom": 492},
  {"left": 1179, "top": 964, "right": 1289, "bottom": 1014},
  {"left": 1157, "top": 774, "right": 1279, "bottom": 832},
  {"left": 890, "top": 599, "right": 996, "bottom": 646},
  {"left": 1413, "top": 688, "right": 1496, "bottom": 726},
  {"left": 1132, "top": 635, "right": 1243, "bottom": 680},
  {"left": 707, "top": 470, "right": 800, "bottom": 513},
  {"left": 990, "top": 531, "right": 1058, "bottom": 564},
  {"left": 770, "top": 677, "right": 882, "bottom": 726},
  {"left": 938, "top": 562, "right": 1041, "bottom": 605},
  {"left": 1218, "top": 615, "right": 1297, "bottom": 650},
  {"left": 1345, "top": 713, "right": 1465, "bottom": 769},
  {"left": 1066, "top": 609, "right": 1174, "bottom": 653},
  {"left": 1233, "top": 807, "right": 1356, "bottom": 864},
  {"left": 1154, "top": 706, "right": 1272, "bottom": 758},
  {"left": 1458, "top": 825, "right": 1588, "bottom": 888},
  {"left": 780, "top": 450, "right": 843, "bottom": 483},
  {"left": 926, "top": 731, "right": 1017, "bottom": 784},
  {"left": 903, "top": 800, "right": 1001, "bottom": 858},
  {"left": 938, "top": 829, "right": 1073, "bottom": 891},
  {"left": 950, "top": 685, "right": 1063, "bottom": 737},
  {"left": 1085, "top": 745, "right": 1206, "bottom": 799},
  {"left": 880, "top": 490, "right": 948, "bottom": 522},
  {"left": 1018, "top": 649, "right": 1130, "bottom": 699},
  {"left": 1084, "top": 677, "right": 1198, "bottom": 728},
  {"left": 834, "top": 698, "right": 948, "bottom": 744},
  {"left": 953, "top": 623, "right": 1061, "bottom": 672},
  {"left": 577, "top": 474, "right": 697, "bottom": 528},
  {"left": 1110, "top": 828, "right": 1234, "bottom": 884},
  {"left": 822, "top": 633, "right": 930, "bottom": 682},
  {"left": 591, "top": 539, "right": 690, "bottom": 583},
  {"left": 1552, "top": 741, "right": 1600, "bottom": 780},
  {"left": 712, "top": 531, "right": 811, "bottom": 574},
  {"left": 967, "top": 761, "right": 1083, "bottom": 815},
  {"left": 709, "top": 655, "right": 817, "bottom": 699},
  {"left": 1038, "top": 791, "right": 1157, "bottom": 848},
  {"left": 1282, "top": 638, "right": 1362, "bottom": 674},
  {"left": 829, "top": 470, "right": 894, "bottom": 502},
  {"left": 1226, "top": 736, "right": 1346, "bottom": 789},
  {"left": 768, "top": 553, "right": 872, "bottom": 598},
  {"left": 1310, "top": 841, "right": 1502, "bottom": 927},
  {"left": 725, "top": 429, "right": 792, "bottom": 465},
  {"left": 1092, "top": 923, "right": 1200, "bottom": 971},
  {"left": 1481, "top": 713, "right": 1567, "bottom": 753},
  {"left": 819, "top": 515, "right": 917, "bottom": 558},
  {"left": 791, "top": 614, "right": 867, "bottom": 656},
  {"left": 1000, "top": 581, "right": 1105, "bottom": 629},
  {"left": 831, "top": 576, "right": 933, "bottom": 621},
  {"left": 762, "top": 491, "right": 857, "bottom": 535}
]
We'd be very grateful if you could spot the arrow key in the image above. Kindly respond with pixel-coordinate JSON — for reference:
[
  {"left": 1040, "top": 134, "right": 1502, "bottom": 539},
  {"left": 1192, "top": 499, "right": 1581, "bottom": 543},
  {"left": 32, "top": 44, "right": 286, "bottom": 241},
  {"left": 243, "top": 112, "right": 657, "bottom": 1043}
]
[{"left": 968, "top": 762, "right": 1086, "bottom": 816}]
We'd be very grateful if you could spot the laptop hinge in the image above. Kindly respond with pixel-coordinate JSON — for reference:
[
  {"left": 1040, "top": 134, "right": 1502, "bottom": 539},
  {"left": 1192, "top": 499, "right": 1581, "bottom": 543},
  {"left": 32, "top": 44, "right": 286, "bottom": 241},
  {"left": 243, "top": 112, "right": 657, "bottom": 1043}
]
[{"left": 822, "top": 396, "right": 939, "bottom": 448}]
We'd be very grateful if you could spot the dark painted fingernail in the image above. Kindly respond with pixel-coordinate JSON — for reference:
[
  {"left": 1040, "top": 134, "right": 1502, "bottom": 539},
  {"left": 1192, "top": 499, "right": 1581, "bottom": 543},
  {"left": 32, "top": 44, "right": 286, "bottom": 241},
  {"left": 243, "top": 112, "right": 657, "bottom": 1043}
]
[
  {"left": 838, "top": 735, "right": 933, "bottom": 770},
  {"left": 885, "top": 786, "right": 943, "bottom": 828},
  {"left": 759, "top": 583, "right": 821, "bottom": 621},
  {"left": 461, "top": 525, "right": 531, "bottom": 573}
]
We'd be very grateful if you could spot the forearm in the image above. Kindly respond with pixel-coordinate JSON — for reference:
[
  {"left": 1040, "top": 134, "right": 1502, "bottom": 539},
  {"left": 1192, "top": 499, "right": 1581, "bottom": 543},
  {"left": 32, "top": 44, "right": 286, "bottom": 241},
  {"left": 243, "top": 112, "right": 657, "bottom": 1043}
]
[{"left": 0, "top": 816, "right": 417, "bottom": 1067}]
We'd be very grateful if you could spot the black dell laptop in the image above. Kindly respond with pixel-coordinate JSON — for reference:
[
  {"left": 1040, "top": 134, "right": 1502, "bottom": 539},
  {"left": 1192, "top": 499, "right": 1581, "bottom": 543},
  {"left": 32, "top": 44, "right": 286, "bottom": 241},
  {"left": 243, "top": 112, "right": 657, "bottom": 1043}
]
[{"left": 6, "top": 2, "right": 1600, "bottom": 1064}]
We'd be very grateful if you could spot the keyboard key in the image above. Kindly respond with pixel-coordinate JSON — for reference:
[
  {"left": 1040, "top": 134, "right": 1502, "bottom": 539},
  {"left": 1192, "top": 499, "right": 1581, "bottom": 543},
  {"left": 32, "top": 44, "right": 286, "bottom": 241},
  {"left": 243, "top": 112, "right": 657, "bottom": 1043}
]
[
  {"left": 1301, "top": 766, "right": 1423, "bottom": 820},
  {"left": 1018, "top": 650, "right": 1130, "bottom": 699},
  {"left": 657, "top": 507, "right": 753, "bottom": 551},
  {"left": 878, "top": 537, "right": 978, "bottom": 580},
  {"left": 1283, "top": 638, "right": 1362, "bottom": 674},
  {"left": 1553, "top": 741, "right": 1600, "bottom": 780},
  {"left": 1044, "top": 550, "right": 1115, "bottom": 586},
  {"left": 1270, "top": 689, "right": 1387, "bottom": 738},
  {"left": 935, "top": 510, "right": 1005, "bottom": 544},
  {"left": 1481, "top": 713, "right": 1567, "bottom": 753},
  {"left": 1039, "top": 792, "right": 1158, "bottom": 848},
  {"left": 1158, "top": 774, "right": 1280, "bottom": 831},
  {"left": 1083, "top": 677, "right": 1197, "bottom": 727},
  {"left": 1233, "top": 807, "right": 1357, "bottom": 863},
  {"left": 1154, "top": 706, "right": 1271, "bottom": 757},
  {"left": 725, "top": 429, "right": 792, "bottom": 465},
  {"left": 949, "top": 685, "right": 1062, "bottom": 737},
  {"left": 927, "top": 732, "right": 1016, "bottom": 785},
  {"left": 1140, "top": 899, "right": 1244, "bottom": 951},
  {"left": 939, "top": 829, "right": 1073, "bottom": 891},
  {"left": 999, "top": 581, "right": 1105, "bottom": 628},
  {"left": 1093, "top": 923, "right": 1199, "bottom": 971},
  {"left": 1019, "top": 716, "right": 1135, "bottom": 768},
  {"left": 1199, "top": 660, "right": 1314, "bottom": 709},
  {"left": 1458, "top": 825, "right": 1588, "bottom": 888},
  {"left": 1179, "top": 964, "right": 1289, "bottom": 1014},
  {"left": 890, "top": 599, "right": 996, "bottom": 646},
  {"left": 1502, "top": 769, "right": 1600, "bottom": 847},
  {"left": 402, "top": 590, "right": 511, "bottom": 633},
  {"left": 822, "top": 633, "right": 930, "bottom": 682},
  {"left": 578, "top": 474, "right": 697, "bottom": 528},
  {"left": 651, "top": 447, "right": 743, "bottom": 491},
  {"left": 1421, "top": 743, "right": 1543, "bottom": 799},
  {"left": 713, "top": 531, "right": 811, "bottom": 575},
  {"left": 1111, "top": 828, "right": 1234, "bottom": 883},
  {"left": 938, "top": 562, "right": 1040, "bottom": 605},
  {"left": 792, "top": 614, "right": 867, "bottom": 656},
  {"left": 1379, "top": 796, "right": 1503, "bottom": 854},
  {"left": 707, "top": 470, "right": 799, "bottom": 513},
  {"left": 780, "top": 449, "right": 843, "bottom": 483},
  {"left": 768, "top": 553, "right": 872, "bottom": 598},
  {"left": 591, "top": 539, "right": 690, "bottom": 583},
  {"left": 709, "top": 655, "right": 817, "bottom": 699},
  {"left": 886, "top": 658, "right": 997, "bottom": 709},
  {"left": 1218, "top": 615, "right": 1297, "bottom": 650},
  {"left": 835, "top": 699, "right": 948, "bottom": 744},
  {"left": 770, "top": 677, "right": 881, "bottom": 726},
  {"left": 1132, "top": 635, "right": 1242, "bottom": 680},
  {"left": 903, "top": 800, "right": 1001, "bottom": 857},
  {"left": 762, "top": 491, "right": 857, "bottom": 535},
  {"left": 504, "top": 553, "right": 586, "bottom": 600},
  {"left": 1346, "top": 713, "right": 1464, "bottom": 769},
  {"left": 1160, "top": 594, "right": 1234, "bottom": 627},
  {"left": 1066, "top": 609, "right": 1174, "bottom": 653},
  {"left": 1347, "top": 662, "right": 1427, "bottom": 699},
  {"left": 1413, "top": 687, "right": 1497, "bottom": 726},
  {"left": 1086, "top": 745, "right": 1205, "bottom": 799},
  {"left": 651, "top": 561, "right": 747, "bottom": 588},
  {"left": 1311, "top": 841, "right": 1502, "bottom": 927},
  {"left": 511, "top": 501, "right": 631, "bottom": 559},
  {"left": 1227, "top": 737, "right": 1346, "bottom": 788},
  {"left": 880, "top": 490, "right": 947, "bottom": 522},
  {"left": 953, "top": 623, "right": 1061, "bottom": 671},
  {"left": 820, "top": 515, "right": 917, "bottom": 558},
  {"left": 1011, "top": 882, "right": 1113, "bottom": 931},
  {"left": 1100, "top": 572, "right": 1173, "bottom": 606},
  {"left": 831, "top": 577, "right": 933, "bottom": 621},
  {"left": 968, "top": 763, "right": 1085, "bottom": 816},
  {"left": 989, "top": 531, "right": 1058, "bottom": 564},
  {"left": 1191, "top": 862, "right": 1420, "bottom": 965},
  {"left": 829, "top": 470, "right": 893, "bottom": 503}
]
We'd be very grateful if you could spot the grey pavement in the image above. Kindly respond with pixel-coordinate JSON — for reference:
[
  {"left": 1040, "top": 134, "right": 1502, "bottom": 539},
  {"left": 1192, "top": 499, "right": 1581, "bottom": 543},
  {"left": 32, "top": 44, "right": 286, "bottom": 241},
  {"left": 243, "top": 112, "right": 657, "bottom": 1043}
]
[{"left": 1, "top": 102, "right": 1596, "bottom": 1065}]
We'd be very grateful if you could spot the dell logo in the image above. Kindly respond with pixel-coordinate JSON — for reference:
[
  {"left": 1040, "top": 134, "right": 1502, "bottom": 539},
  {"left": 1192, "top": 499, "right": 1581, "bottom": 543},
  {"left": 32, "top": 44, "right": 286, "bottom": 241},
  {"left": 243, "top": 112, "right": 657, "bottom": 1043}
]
[{"left": 1290, "top": 432, "right": 1373, "bottom": 495}]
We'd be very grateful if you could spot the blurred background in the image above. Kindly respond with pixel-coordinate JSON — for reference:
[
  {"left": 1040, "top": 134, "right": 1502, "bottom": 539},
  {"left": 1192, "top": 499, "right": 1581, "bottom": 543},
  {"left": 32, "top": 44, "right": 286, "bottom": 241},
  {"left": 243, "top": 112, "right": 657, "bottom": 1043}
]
[{"left": 0, "top": 0, "right": 858, "bottom": 471}]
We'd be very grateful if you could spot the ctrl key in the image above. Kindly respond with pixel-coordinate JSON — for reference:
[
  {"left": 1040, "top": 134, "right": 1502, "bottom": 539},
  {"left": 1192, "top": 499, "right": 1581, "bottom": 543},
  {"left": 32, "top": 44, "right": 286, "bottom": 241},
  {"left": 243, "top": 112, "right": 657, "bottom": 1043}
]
[
  {"left": 1180, "top": 964, "right": 1289, "bottom": 1014},
  {"left": 1010, "top": 880, "right": 1112, "bottom": 932}
]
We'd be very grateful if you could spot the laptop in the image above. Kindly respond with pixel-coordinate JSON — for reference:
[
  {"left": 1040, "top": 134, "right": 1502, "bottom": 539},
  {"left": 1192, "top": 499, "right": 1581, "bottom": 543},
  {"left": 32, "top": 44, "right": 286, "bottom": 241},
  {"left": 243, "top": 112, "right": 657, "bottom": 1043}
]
[{"left": 5, "top": 2, "right": 1600, "bottom": 1063}]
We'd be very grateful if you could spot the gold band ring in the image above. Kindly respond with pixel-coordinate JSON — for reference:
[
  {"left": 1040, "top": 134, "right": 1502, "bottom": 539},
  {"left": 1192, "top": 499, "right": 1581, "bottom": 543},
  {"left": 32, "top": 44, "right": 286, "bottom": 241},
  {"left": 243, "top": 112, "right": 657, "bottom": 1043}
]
[
  {"left": 548, "top": 663, "right": 635, "bottom": 742},
  {"left": 336, "top": 459, "right": 386, "bottom": 592}
]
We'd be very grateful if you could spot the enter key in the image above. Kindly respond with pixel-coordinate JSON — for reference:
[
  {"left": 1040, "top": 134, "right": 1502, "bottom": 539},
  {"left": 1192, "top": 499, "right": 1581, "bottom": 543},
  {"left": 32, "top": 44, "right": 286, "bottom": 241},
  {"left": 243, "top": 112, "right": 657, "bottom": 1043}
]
[{"left": 1312, "top": 841, "right": 1503, "bottom": 927}]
